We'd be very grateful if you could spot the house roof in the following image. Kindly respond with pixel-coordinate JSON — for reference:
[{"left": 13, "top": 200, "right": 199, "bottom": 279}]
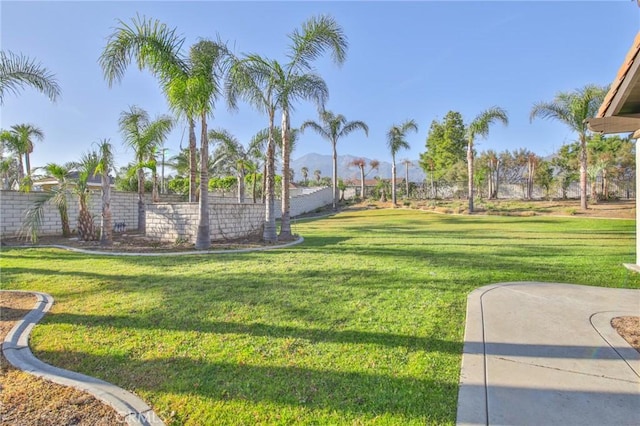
[{"left": 587, "top": 31, "right": 640, "bottom": 136}]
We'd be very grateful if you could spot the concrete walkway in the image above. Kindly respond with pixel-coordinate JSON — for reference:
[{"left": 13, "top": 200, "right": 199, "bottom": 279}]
[
  {"left": 457, "top": 282, "right": 640, "bottom": 426},
  {"left": 2, "top": 291, "right": 164, "bottom": 426}
]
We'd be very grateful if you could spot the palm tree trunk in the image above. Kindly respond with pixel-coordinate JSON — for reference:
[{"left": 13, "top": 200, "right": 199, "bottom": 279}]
[
  {"left": 238, "top": 167, "right": 245, "bottom": 203},
  {"left": 359, "top": 165, "right": 365, "bottom": 199},
  {"left": 100, "top": 172, "right": 113, "bottom": 246},
  {"left": 279, "top": 109, "right": 293, "bottom": 239},
  {"left": 263, "top": 112, "right": 277, "bottom": 243},
  {"left": 195, "top": 114, "right": 211, "bottom": 250},
  {"left": 579, "top": 136, "right": 588, "bottom": 210},
  {"left": 405, "top": 163, "right": 410, "bottom": 198},
  {"left": 467, "top": 142, "right": 474, "bottom": 213},
  {"left": 59, "top": 203, "right": 71, "bottom": 237},
  {"left": 152, "top": 168, "right": 159, "bottom": 202},
  {"left": 78, "top": 196, "right": 97, "bottom": 241},
  {"left": 188, "top": 118, "right": 197, "bottom": 203},
  {"left": 391, "top": 157, "right": 397, "bottom": 205},
  {"left": 137, "top": 167, "right": 145, "bottom": 232},
  {"left": 332, "top": 140, "right": 338, "bottom": 211},
  {"left": 24, "top": 153, "right": 31, "bottom": 177},
  {"left": 261, "top": 164, "right": 267, "bottom": 203},
  {"left": 252, "top": 172, "right": 258, "bottom": 204},
  {"left": 495, "top": 160, "right": 500, "bottom": 199}
]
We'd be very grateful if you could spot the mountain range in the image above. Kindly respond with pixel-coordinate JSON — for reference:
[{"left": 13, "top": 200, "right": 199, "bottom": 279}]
[{"left": 290, "top": 153, "right": 426, "bottom": 183}]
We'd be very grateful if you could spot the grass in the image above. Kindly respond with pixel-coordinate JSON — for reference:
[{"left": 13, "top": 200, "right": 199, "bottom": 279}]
[{"left": 2, "top": 209, "right": 639, "bottom": 425}]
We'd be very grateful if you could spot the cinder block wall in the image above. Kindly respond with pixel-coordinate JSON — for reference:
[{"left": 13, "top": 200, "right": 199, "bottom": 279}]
[{"left": 146, "top": 203, "right": 264, "bottom": 243}]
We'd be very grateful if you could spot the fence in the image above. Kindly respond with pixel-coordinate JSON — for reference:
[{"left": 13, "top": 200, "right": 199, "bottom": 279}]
[
  {"left": 0, "top": 186, "right": 335, "bottom": 240},
  {"left": 382, "top": 177, "right": 635, "bottom": 201}
]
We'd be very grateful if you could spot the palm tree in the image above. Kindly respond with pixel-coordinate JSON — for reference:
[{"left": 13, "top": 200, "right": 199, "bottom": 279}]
[
  {"left": 314, "top": 169, "right": 321, "bottom": 183},
  {"left": 301, "top": 166, "right": 309, "bottom": 184},
  {"left": 0, "top": 50, "right": 61, "bottom": 104},
  {"left": 75, "top": 150, "right": 100, "bottom": 241},
  {"left": 301, "top": 110, "right": 368, "bottom": 211},
  {"left": 94, "top": 139, "right": 114, "bottom": 246},
  {"left": 0, "top": 124, "right": 44, "bottom": 182},
  {"left": 387, "top": 120, "right": 418, "bottom": 205},
  {"left": 465, "top": 107, "right": 509, "bottom": 213},
  {"left": 101, "top": 16, "right": 229, "bottom": 249},
  {"left": 209, "top": 128, "right": 250, "bottom": 203},
  {"left": 12, "top": 123, "right": 44, "bottom": 177},
  {"left": 119, "top": 106, "right": 173, "bottom": 233},
  {"left": 530, "top": 85, "right": 606, "bottom": 210},
  {"left": 350, "top": 158, "right": 366, "bottom": 198},
  {"left": 20, "top": 162, "right": 74, "bottom": 241}
]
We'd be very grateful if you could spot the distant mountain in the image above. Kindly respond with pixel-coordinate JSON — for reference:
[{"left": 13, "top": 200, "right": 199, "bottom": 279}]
[{"left": 290, "top": 153, "right": 426, "bottom": 183}]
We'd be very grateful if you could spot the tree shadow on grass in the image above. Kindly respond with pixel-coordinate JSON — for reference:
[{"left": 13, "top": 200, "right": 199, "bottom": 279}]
[{"left": 33, "top": 349, "right": 458, "bottom": 424}]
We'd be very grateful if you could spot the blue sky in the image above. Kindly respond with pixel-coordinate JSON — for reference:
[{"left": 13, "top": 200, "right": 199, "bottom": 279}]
[{"left": 1, "top": 1, "right": 639, "bottom": 173}]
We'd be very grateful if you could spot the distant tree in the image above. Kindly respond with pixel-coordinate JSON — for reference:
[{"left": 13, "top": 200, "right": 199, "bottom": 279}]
[
  {"left": 465, "top": 107, "right": 509, "bottom": 212},
  {"left": 0, "top": 50, "right": 60, "bottom": 104},
  {"left": 301, "top": 166, "right": 309, "bottom": 184},
  {"left": 0, "top": 124, "right": 44, "bottom": 184},
  {"left": 534, "top": 159, "right": 554, "bottom": 199},
  {"left": 419, "top": 111, "right": 466, "bottom": 181},
  {"left": 530, "top": 84, "right": 607, "bottom": 210},
  {"left": 314, "top": 169, "right": 321, "bottom": 183},
  {"left": 387, "top": 120, "right": 418, "bottom": 205},
  {"left": 551, "top": 143, "right": 580, "bottom": 199},
  {"left": 301, "top": 110, "right": 368, "bottom": 210}
]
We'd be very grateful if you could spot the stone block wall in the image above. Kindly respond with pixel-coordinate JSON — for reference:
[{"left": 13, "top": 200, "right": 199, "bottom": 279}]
[{"left": 145, "top": 202, "right": 264, "bottom": 243}]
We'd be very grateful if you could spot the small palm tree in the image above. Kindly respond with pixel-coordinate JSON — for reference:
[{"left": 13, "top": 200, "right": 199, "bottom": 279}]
[
  {"left": 530, "top": 85, "right": 606, "bottom": 210},
  {"left": 314, "top": 169, "right": 321, "bottom": 183},
  {"left": 301, "top": 166, "right": 309, "bottom": 184},
  {"left": 301, "top": 110, "right": 368, "bottom": 211},
  {"left": 74, "top": 150, "right": 100, "bottom": 241},
  {"left": 387, "top": 120, "right": 418, "bottom": 205},
  {"left": 20, "top": 162, "right": 74, "bottom": 241},
  {"left": 209, "top": 128, "right": 250, "bottom": 203},
  {"left": 466, "top": 107, "right": 508, "bottom": 213},
  {"left": 0, "top": 50, "right": 61, "bottom": 104},
  {"left": 119, "top": 106, "right": 173, "bottom": 232}
]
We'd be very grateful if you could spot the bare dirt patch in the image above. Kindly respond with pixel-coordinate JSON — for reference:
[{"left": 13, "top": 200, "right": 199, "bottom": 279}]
[
  {"left": 612, "top": 316, "right": 640, "bottom": 353},
  {"left": 1, "top": 291, "right": 124, "bottom": 425}
]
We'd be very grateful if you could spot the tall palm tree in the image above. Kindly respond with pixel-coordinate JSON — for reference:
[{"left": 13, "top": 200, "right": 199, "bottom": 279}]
[
  {"left": 387, "top": 120, "right": 418, "bottom": 205},
  {"left": 301, "top": 166, "right": 309, "bottom": 184},
  {"left": 314, "top": 169, "right": 321, "bottom": 182},
  {"left": 119, "top": 106, "right": 173, "bottom": 233},
  {"left": 0, "top": 50, "right": 61, "bottom": 104},
  {"left": 227, "top": 15, "right": 346, "bottom": 241},
  {"left": 101, "top": 16, "right": 229, "bottom": 249},
  {"left": 94, "top": 139, "right": 114, "bottom": 246},
  {"left": 466, "top": 107, "right": 509, "bottom": 213},
  {"left": 301, "top": 110, "right": 368, "bottom": 211},
  {"left": 530, "top": 85, "right": 606, "bottom": 210},
  {"left": 276, "top": 15, "right": 347, "bottom": 240},
  {"left": 226, "top": 55, "right": 279, "bottom": 242}
]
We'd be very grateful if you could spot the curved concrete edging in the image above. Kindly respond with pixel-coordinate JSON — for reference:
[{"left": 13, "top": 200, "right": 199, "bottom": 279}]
[
  {"left": 2, "top": 291, "right": 164, "bottom": 426},
  {"left": 11, "top": 236, "right": 304, "bottom": 257}
]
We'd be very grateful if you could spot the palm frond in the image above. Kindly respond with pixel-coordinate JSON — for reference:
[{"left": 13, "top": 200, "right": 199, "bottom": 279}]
[
  {"left": 287, "top": 14, "right": 348, "bottom": 72},
  {"left": 0, "top": 50, "right": 61, "bottom": 104}
]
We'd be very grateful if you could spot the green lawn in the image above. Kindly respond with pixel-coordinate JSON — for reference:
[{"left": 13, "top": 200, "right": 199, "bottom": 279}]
[{"left": 2, "top": 209, "right": 639, "bottom": 425}]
